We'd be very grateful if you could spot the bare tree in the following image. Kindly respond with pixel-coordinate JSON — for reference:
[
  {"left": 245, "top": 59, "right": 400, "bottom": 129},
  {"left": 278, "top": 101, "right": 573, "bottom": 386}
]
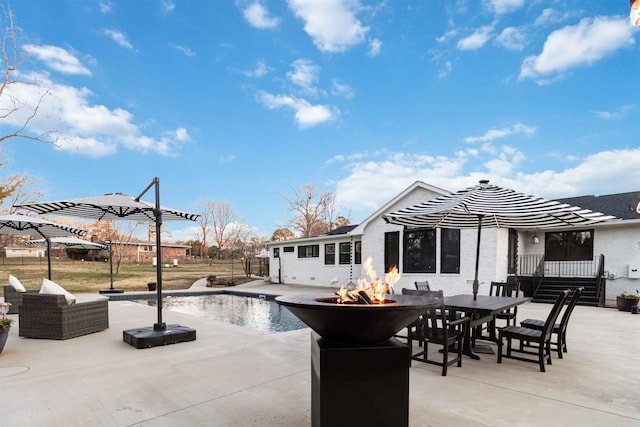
[
  {"left": 0, "top": 7, "right": 56, "bottom": 145},
  {"left": 201, "top": 201, "right": 241, "bottom": 256},
  {"left": 195, "top": 201, "right": 211, "bottom": 259},
  {"left": 281, "top": 184, "right": 348, "bottom": 238}
]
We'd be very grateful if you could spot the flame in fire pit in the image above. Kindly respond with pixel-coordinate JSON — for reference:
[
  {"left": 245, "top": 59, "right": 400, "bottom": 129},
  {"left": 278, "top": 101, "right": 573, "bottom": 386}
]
[{"left": 336, "top": 257, "right": 400, "bottom": 304}]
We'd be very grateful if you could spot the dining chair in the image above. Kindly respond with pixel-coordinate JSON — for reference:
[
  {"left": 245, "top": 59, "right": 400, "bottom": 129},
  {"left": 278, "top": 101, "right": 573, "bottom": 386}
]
[
  {"left": 404, "top": 289, "right": 469, "bottom": 376},
  {"left": 493, "top": 281, "right": 521, "bottom": 326},
  {"left": 519, "top": 287, "right": 584, "bottom": 359},
  {"left": 497, "top": 290, "right": 569, "bottom": 372},
  {"left": 414, "top": 281, "right": 431, "bottom": 291}
]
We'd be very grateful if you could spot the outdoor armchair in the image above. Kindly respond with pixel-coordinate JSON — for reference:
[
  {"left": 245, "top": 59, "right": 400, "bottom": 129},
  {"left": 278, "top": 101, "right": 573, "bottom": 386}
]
[
  {"left": 3, "top": 285, "right": 38, "bottom": 314},
  {"left": 497, "top": 290, "right": 569, "bottom": 372},
  {"left": 414, "top": 281, "right": 431, "bottom": 291}
]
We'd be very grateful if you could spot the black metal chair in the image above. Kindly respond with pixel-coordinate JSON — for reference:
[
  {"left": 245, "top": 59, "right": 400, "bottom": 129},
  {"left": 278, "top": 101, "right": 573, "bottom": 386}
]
[
  {"left": 404, "top": 289, "right": 469, "bottom": 376},
  {"left": 497, "top": 290, "right": 569, "bottom": 372},
  {"left": 414, "top": 281, "right": 430, "bottom": 291},
  {"left": 519, "top": 287, "right": 584, "bottom": 359}
]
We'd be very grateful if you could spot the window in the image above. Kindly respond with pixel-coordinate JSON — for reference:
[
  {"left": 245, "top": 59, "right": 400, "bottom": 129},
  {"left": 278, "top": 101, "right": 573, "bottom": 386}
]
[
  {"left": 440, "top": 228, "right": 460, "bottom": 274},
  {"left": 298, "top": 244, "right": 319, "bottom": 258},
  {"left": 283, "top": 246, "right": 294, "bottom": 253},
  {"left": 354, "top": 241, "right": 362, "bottom": 265},
  {"left": 273, "top": 248, "right": 280, "bottom": 258},
  {"left": 545, "top": 230, "right": 593, "bottom": 261},
  {"left": 339, "top": 242, "right": 351, "bottom": 264},
  {"left": 385, "top": 232, "right": 400, "bottom": 273},
  {"left": 403, "top": 228, "right": 436, "bottom": 273},
  {"left": 324, "top": 244, "right": 335, "bottom": 265}
]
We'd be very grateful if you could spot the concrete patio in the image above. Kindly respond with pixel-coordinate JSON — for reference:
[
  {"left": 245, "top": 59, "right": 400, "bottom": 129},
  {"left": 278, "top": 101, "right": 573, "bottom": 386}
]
[{"left": 1, "top": 280, "right": 638, "bottom": 426}]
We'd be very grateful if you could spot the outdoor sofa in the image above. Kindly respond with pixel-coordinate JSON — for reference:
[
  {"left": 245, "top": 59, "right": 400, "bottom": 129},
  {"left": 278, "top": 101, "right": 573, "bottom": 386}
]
[{"left": 19, "top": 293, "right": 109, "bottom": 340}]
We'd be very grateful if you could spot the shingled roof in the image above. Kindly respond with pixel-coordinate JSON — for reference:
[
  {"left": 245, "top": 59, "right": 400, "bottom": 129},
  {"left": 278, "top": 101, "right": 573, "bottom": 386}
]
[{"left": 555, "top": 191, "right": 640, "bottom": 221}]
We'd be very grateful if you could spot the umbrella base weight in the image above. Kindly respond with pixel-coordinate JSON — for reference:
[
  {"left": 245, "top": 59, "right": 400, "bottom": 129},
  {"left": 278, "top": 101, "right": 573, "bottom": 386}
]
[
  {"left": 123, "top": 324, "right": 196, "bottom": 349},
  {"left": 99, "top": 288, "right": 125, "bottom": 294}
]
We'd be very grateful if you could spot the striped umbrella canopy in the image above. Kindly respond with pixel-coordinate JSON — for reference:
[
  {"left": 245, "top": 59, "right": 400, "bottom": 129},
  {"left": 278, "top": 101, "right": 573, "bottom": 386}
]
[
  {"left": 0, "top": 213, "right": 86, "bottom": 280},
  {"left": 14, "top": 192, "right": 199, "bottom": 222},
  {"left": 382, "top": 180, "right": 617, "bottom": 299},
  {"left": 27, "top": 236, "right": 107, "bottom": 250},
  {"left": 26, "top": 236, "right": 108, "bottom": 282}
]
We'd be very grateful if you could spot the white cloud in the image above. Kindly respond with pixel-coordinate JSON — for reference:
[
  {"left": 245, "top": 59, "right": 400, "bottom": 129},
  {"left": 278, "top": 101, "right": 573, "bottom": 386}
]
[
  {"left": 257, "top": 91, "right": 338, "bottom": 128},
  {"left": 162, "top": 1, "right": 175, "bottom": 13},
  {"left": 99, "top": 2, "right": 112, "bottom": 13},
  {"left": 288, "top": 0, "right": 369, "bottom": 52},
  {"left": 437, "top": 61, "right": 452, "bottom": 79},
  {"left": 243, "top": 2, "right": 279, "bottom": 29},
  {"left": 495, "top": 26, "right": 526, "bottom": 51},
  {"left": 367, "top": 38, "right": 382, "bottom": 57},
  {"left": 519, "top": 17, "right": 634, "bottom": 82},
  {"left": 219, "top": 154, "right": 236, "bottom": 164},
  {"left": 331, "top": 79, "right": 354, "bottom": 99},
  {"left": 102, "top": 29, "right": 134, "bottom": 49},
  {"left": 172, "top": 44, "right": 196, "bottom": 57},
  {"left": 244, "top": 59, "right": 273, "bottom": 78},
  {"left": 464, "top": 123, "right": 536, "bottom": 143},
  {"left": 287, "top": 59, "right": 320, "bottom": 94},
  {"left": 457, "top": 25, "right": 493, "bottom": 51},
  {"left": 0, "top": 71, "right": 189, "bottom": 157},
  {"left": 591, "top": 104, "right": 634, "bottom": 120},
  {"left": 25, "top": 45, "right": 91, "bottom": 75},
  {"left": 484, "top": 0, "right": 524, "bottom": 15}
]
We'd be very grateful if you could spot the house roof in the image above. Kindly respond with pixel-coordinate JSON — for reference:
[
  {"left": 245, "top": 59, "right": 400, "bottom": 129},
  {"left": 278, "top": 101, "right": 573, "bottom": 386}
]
[
  {"left": 555, "top": 191, "right": 640, "bottom": 221},
  {"left": 325, "top": 225, "right": 358, "bottom": 235}
]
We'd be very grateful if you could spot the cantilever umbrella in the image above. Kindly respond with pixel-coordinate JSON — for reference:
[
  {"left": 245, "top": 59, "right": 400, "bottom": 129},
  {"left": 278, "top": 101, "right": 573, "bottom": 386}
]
[
  {"left": 26, "top": 237, "right": 108, "bottom": 282},
  {"left": 382, "top": 180, "right": 616, "bottom": 300},
  {"left": 0, "top": 213, "right": 86, "bottom": 280},
  {"left": 15, "top": 177, "right": 200, "bottom": 348}
]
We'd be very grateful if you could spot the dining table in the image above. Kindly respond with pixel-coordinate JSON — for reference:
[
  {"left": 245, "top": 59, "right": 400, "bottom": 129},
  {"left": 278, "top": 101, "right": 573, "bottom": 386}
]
[{"left": 444, "top": 294, "right": 530, "bottom": 359}]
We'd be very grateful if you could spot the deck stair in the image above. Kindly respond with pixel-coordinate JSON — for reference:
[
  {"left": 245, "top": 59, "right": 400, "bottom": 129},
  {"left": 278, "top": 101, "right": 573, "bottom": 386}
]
[{"left": 532, "top": 277, "right": 599, "bottom": 306}]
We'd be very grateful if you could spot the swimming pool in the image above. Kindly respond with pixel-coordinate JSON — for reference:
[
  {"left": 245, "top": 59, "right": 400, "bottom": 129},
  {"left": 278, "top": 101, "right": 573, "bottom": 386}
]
[{"left": 132, "top": 293, "right": 308, "bottom": 333}]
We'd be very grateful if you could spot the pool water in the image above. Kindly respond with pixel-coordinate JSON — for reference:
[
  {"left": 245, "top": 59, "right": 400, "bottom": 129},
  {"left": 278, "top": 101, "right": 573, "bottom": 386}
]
[{"left": 133, "top": 294, "right": 308, "bottom": 333}]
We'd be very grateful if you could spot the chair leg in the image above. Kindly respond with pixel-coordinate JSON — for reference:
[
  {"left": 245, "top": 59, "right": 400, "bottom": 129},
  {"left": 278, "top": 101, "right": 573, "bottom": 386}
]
[
  {"left": 538, "top": 342, "right": 546, "bottom": 372},
  {"left": 546, "top": 340, "right": 552, "bottom": 365},
  {"left": 497, "top": 334, "right": 503, "bottom": 363},
  {"left": 562, "top": 331, "right": 568, "bottom": 353},
  {"left": 442, "top": 345, "right": 448, "bottom": 376},
  {"left": 555, "top": 334, "right": 563, "bottom": 360}
]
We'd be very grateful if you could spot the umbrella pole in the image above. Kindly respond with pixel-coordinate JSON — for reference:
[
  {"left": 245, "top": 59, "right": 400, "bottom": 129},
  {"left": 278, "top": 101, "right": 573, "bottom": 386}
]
[
  {"left": 46, "top": 237, "right": 52, "bottom": 280},
  {"left": 108, "top": 241, "right": 114, "bottom": 290},
  {"left": 153, "top": 178, "right": 164, "bottom": 330},
  {"left": 473, "top": 215, "right": 483, "bottom": 301}
]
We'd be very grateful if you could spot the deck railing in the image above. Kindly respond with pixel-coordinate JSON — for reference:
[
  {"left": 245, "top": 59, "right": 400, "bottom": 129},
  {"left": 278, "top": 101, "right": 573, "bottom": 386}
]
[{"left": 518, "top": 255, "right": 601, "bottom": 278}]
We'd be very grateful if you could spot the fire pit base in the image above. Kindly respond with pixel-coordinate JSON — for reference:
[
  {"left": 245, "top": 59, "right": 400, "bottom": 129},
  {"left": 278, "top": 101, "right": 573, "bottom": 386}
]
[{"left": 311, "top": 331, "right": 410, "bottom": 427}]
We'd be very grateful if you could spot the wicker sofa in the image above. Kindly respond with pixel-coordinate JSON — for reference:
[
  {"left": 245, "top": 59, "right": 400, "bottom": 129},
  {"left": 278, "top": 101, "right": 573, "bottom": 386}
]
[
  {"left": 3, "top": 285, "right": 38, "bottom": 314},
  {"left": 19, "top": 293, "right": 109, "bottom": 340}
]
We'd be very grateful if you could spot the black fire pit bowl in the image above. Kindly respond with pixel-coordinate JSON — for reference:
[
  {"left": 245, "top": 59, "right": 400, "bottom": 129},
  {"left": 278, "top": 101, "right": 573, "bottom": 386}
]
[{"left": 275, "top": 293, "right": 436, "bottom": 346}]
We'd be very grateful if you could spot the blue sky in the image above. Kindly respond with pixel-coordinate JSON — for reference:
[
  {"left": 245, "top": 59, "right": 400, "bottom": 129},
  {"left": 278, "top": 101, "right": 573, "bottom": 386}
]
[{"left": 1, "top": 0, "right": 638, "bottom": 242}]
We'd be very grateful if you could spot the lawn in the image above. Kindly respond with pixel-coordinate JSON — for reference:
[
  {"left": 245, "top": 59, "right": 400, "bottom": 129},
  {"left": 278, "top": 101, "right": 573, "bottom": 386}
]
[{"left": 0, "top": 258, "right": 256, "bottom": 293}]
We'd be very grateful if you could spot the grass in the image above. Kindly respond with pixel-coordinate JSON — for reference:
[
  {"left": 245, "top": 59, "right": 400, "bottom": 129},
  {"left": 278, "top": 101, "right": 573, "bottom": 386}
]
[{"left": 0, "top": 258, "right": 257, "bottom": 293}]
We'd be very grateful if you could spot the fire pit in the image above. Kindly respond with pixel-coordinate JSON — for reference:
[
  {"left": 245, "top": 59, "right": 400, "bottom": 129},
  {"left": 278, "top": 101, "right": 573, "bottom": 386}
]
[
  {"left": 276, "top": 291, "right": 438, "bottom": 427},
  {"left": 275, "top": 293, "right": 434, "bottom": 346}
]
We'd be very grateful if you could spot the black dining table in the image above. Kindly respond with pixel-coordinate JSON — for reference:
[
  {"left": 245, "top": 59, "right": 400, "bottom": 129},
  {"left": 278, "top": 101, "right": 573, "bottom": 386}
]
[{"left": 444, "top": 294, "right": 530, "bottom": 359}]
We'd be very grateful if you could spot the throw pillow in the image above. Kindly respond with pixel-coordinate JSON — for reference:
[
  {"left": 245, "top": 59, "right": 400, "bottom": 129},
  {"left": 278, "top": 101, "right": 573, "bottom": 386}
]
[
  {"left": 8, "top": 275, "right": 27, "bottom": 292},
  {"left": 40, "top": 279, "right": 76, "bottom": 304}
]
